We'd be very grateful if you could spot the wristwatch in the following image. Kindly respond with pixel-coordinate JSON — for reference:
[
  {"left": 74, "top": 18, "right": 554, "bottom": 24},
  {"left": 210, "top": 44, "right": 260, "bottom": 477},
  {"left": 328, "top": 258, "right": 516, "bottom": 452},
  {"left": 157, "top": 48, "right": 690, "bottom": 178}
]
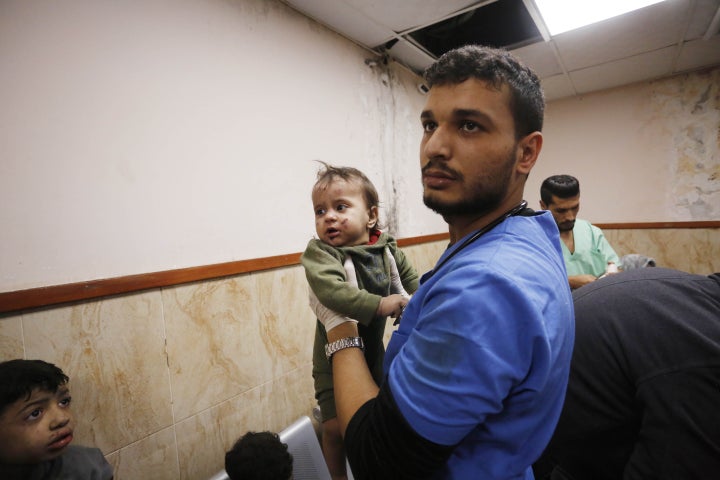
[{"left": 325, "top": 337, "right": 364, "bottom": 361}]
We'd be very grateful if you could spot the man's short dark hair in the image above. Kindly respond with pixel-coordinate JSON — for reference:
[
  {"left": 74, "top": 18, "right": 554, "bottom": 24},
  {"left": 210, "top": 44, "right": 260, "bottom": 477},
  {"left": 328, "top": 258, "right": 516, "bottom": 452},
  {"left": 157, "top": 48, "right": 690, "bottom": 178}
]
[
  {"left": 225, "top": 431, "right": 293, "bottom": 480},
  {"left": 541, "top": 175, "right": 580, "bottom": 205},
  {"left": 0, "top": 359, "right": 69, "bottom": 416},
  {"left": 423, "top": 45, "right": 544, "bottom": 139}
]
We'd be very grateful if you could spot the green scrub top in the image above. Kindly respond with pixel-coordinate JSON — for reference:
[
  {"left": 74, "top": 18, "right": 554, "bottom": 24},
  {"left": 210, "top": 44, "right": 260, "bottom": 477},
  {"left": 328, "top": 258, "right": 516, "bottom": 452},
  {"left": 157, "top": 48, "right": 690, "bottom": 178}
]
[{"left": 562, "top": 219, "right": 619, "bottom": 277}]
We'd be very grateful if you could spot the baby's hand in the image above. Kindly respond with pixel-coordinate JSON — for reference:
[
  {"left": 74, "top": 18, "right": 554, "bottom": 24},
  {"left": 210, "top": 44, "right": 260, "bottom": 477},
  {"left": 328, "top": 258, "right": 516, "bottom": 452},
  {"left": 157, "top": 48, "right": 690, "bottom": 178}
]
[{"left": 377, "top": 294, "right": 409, "bottom": 318}]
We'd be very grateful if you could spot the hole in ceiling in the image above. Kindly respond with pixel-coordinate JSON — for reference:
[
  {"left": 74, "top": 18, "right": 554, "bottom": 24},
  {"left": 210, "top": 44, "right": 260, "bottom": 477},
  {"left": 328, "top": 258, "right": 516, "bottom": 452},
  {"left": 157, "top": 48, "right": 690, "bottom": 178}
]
[{"left": 407, "top": 0, "right": 542, "bottom": 57}]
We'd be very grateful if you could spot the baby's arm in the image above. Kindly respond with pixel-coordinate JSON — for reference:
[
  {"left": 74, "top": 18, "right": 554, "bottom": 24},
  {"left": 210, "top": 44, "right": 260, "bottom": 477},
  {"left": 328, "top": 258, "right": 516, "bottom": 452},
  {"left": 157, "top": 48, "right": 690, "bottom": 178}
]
[
  {"left": 348, "top": 252, "right": 408, "bottom": 319},
  {"left": 301, "top": 240, "right": 381, "bottom": 324},
  {"left": 384, "top": 246, "right": 416, "bottom": 322},
  {"left": 389, "top": 244, "right": 419, "bottom": 294},
  {"left": 308, "top": 288, "right": 358, "bottom": 333},
  {"left": 385, "top": 247, "right": 411, "bottom": 300}
]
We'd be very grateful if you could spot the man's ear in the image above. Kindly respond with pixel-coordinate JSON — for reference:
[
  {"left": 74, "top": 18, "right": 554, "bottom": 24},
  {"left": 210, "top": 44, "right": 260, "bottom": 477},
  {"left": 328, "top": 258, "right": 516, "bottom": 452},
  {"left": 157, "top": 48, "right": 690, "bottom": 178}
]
[
  {"left": 516, "top": 131, "right": 543, "bottom": 175},
  {"left": 539, "top": 200, "right": 548, "bottom": 210},
  {"left": 367, "top": 206, "right": 379, "bottom": 229}
]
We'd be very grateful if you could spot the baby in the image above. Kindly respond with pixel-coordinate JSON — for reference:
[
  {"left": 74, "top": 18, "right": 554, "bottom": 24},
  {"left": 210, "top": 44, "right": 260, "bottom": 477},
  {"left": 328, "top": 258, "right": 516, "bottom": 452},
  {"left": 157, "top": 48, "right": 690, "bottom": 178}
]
[{"left": 301, "top": 162, "right": 418, "bottom": 479}]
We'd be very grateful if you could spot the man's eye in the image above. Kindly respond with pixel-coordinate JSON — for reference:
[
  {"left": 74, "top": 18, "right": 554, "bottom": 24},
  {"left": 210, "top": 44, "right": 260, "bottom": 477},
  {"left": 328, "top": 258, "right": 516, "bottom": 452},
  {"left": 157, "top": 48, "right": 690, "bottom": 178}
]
[
  {"left": 460, "top": 121, "right": 480, "bottom": 132},
  {"left": 422, "top": 121, "right": 437, "bottom": 133}
]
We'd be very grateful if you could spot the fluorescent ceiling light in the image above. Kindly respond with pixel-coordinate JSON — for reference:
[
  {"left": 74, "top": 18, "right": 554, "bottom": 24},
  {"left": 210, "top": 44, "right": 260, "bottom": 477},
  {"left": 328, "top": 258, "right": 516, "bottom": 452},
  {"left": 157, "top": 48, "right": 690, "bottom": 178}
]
[{"left": 534, "top": 0, "right": 667, "bottom": 35}]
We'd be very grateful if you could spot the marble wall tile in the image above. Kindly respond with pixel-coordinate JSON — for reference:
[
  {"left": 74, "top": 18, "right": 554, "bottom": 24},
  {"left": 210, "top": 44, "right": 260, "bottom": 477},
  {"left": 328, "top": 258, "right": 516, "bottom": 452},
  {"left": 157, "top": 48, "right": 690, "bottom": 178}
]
[
  {"left": 2, "top": 231, "right": 713, "bottom": 480},
  {"left": 111, "top": 426, "right": 179, "bottom": 480},
  {"left": 604, "top": 228, "right": 720, "bottom": 274},
  {"left": 400, "top": 233, "right": 720, "bottom": 277},
  {"left": 0, "top": 313, "right": 24, "bottom": 359},
  {"left": 105, "top": 451, "right": 119, "bottom": 476},
  {"left": 20, "top": 291, "right": 173, "bottom": 454},
  {"left": 402, "top": 240, "right": 446, "bottom": 279},
  {"left": 163, "top": 266, "right": 316, "bottom": 422},
  {"left": 250, "top": 267, "right": 318, "bottom": 377},
  {"left": 175, "top": 363, "right": 315, "bottom": 480}
]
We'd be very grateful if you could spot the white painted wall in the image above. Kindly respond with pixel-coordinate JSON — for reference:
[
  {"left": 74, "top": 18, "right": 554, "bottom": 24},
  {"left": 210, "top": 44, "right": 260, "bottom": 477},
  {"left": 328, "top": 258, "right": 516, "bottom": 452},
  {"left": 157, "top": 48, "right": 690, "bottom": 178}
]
[
  {"left": 1, "top": 0, "right": 717, "bottom": 292},
  {"left": 529, "top": 68, "right": 720, "bottom": 223},
  {"left": 0, "top": 0, "right": 440, "bottom": 291}
]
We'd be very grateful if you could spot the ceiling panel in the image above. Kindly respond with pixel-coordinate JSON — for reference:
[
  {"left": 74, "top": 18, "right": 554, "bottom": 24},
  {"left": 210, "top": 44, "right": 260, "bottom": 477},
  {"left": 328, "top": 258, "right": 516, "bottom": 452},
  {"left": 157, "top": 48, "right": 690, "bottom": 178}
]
[
  {"left": 342, "top": 0, "right": 485, "bottom": 34},
  {"left": 283, "top": 0, "right": 396, "bottom": 47},
  {"left": 281, "top": 0, "right": 720, "bottom": 100},
  {"left": 540, "top": 74, "right": 577, "bottom": 101},
  {"left": 570, "top": 47, "right": 677, "bottom": 94},
  {"left": 676, "top": 35, "right": 720, "bottom": 70},
  {"left": 686, "top": 0, "right": 720, "bottom": 38},
  {"left": 512, "top": 41, "right": 564, "bottom": 78},
  {"left": 385, "top": 39, "right": 436, "bottom": 73},
  {"left": 552, "top": 0, "right": 689, "bottom": 71}
]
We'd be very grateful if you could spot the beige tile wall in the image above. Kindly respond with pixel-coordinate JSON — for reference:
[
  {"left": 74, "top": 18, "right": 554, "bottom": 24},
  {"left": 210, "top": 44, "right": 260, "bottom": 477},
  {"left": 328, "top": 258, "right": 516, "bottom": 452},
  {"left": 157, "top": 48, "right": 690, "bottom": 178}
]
[
  {"left": 0, "top": 241, "right": 446, "bottom": 480},
  {"left": 0, "top": 230, "right": 716, "bottom": 479},
  {"left": 604, "top": 228, "right": 720, "bottom": 274}
]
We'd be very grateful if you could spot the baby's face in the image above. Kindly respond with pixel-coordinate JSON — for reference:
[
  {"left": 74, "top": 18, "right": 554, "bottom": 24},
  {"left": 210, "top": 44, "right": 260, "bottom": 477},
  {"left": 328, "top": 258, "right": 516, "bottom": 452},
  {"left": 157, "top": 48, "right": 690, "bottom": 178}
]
[
  {"left": 0, "top": 386, "right": 75, "bottom": 465},
  {"left": 312, "top": 179, "right": 377, "bottom": 247}
]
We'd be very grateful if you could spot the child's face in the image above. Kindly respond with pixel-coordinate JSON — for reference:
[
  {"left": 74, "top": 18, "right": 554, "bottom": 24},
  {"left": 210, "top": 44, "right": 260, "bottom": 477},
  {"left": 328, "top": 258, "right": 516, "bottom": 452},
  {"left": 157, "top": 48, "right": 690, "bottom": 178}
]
[
  {"left": 312, "top": 178, "right": 378, "bottom": 247},
  {"left": 0, "top": 386, "right": 75, "bottom": 465}
]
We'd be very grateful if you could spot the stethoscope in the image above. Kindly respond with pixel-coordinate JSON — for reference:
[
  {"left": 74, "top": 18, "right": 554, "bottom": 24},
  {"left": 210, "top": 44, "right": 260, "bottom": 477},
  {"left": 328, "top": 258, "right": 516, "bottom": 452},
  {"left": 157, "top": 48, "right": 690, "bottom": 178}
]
[{"left": 423, "top": 199, "right": 530, "bottom": 282}]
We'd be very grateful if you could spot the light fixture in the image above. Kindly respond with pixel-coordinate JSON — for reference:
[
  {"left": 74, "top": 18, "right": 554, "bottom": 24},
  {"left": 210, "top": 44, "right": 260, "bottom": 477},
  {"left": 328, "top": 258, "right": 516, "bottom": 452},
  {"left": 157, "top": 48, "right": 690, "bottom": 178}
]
[{"left": 534, "top": 0, "right": 667, "bottom": 36}]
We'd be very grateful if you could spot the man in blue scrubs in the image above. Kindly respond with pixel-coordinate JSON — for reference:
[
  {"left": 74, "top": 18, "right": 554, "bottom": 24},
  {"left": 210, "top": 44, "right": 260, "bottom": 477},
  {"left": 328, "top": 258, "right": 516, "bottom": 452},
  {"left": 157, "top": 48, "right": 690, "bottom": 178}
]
[{"left": 314, "top": 45, "right": 574, "bottom": 479}]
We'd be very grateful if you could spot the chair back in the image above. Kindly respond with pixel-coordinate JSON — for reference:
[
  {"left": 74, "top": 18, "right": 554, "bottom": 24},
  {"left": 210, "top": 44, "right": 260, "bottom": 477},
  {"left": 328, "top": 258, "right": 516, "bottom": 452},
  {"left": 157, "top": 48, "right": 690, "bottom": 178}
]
[
  {"left": 207, "top": 415, "right": 332, "bottom": 480},
  {"left": 279, "top": 416, "right": 332, "bottom": 480}
]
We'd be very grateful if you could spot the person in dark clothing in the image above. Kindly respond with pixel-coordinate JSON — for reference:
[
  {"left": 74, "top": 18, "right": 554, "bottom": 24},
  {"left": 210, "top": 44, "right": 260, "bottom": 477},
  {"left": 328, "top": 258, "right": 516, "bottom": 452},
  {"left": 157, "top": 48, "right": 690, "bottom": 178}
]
[{"left": 534, "top": 267, "right": 720, "bottom": 480}]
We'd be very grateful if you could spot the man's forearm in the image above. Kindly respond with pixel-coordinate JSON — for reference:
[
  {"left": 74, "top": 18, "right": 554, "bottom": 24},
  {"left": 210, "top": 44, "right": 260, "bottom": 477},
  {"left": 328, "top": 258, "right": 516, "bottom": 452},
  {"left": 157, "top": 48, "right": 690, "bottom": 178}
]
[
  {"left": 568, "top": 274, "right": 596, "bottom": 290},
  {"left": 327, "top": 322, "right": 380, "bottom": 436}
]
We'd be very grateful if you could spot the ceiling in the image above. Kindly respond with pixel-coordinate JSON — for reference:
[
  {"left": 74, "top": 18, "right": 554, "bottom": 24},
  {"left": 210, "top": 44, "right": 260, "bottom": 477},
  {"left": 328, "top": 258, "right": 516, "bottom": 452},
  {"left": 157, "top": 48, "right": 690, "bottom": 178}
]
[{"left": 280, "top": 0, "right": 720, "bottom": 101}]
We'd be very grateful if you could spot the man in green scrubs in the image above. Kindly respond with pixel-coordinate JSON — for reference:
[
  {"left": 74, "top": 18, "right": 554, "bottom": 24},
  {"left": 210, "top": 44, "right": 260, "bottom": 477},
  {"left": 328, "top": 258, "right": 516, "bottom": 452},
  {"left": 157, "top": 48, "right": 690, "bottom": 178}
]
[{"left": 540, "top": 175, "right": 619, "bottom": 290}]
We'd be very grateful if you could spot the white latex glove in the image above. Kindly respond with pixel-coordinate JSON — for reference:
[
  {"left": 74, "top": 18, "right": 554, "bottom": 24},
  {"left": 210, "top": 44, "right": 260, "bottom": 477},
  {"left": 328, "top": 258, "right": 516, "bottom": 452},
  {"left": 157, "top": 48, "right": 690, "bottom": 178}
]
[
  {"left": 384, "top": 247, "right": 412, "bottom": 324},
  {"left": 308, "top": 289, "right": 358, "bottom": 333},
  {"left": 343, "top": 256, "right": 359, "bottom": 287},
  {"left": 599, "top": 262, "right": 619, "bottom": 279},
  {"left": 385, "top": 247, "right": 411, "bottom": 300}
]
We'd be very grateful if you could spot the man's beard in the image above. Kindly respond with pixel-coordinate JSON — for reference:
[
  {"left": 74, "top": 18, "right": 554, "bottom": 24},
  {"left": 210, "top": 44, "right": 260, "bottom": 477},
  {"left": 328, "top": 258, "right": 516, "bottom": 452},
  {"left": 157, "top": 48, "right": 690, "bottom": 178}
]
[
  {"left": 558, "top": 221, "right": 575, "bottom": 232},
  {"left": 422, "top": 153, "right": 515, "bottom": 218}
]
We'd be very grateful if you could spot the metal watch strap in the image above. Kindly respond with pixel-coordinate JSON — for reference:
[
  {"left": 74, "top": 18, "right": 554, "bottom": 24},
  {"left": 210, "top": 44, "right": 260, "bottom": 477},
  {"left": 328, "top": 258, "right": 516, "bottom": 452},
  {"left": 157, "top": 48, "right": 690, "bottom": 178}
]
[{"left": 325, "top": 336, "right": 364, "bottom": 361}]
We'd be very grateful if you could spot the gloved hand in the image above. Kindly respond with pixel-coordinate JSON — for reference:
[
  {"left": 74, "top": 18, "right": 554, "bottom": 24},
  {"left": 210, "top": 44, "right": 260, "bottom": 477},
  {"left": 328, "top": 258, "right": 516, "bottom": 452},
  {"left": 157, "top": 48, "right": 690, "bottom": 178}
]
[
  {"left": 385, "top": 247, "right": 411, "bottom": 300},
  {"left": 308, "top": 289, "right": 358, "bottom": 333},
  {"left": 598, "top": 262, "right": 619, "bottom": 279}
]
